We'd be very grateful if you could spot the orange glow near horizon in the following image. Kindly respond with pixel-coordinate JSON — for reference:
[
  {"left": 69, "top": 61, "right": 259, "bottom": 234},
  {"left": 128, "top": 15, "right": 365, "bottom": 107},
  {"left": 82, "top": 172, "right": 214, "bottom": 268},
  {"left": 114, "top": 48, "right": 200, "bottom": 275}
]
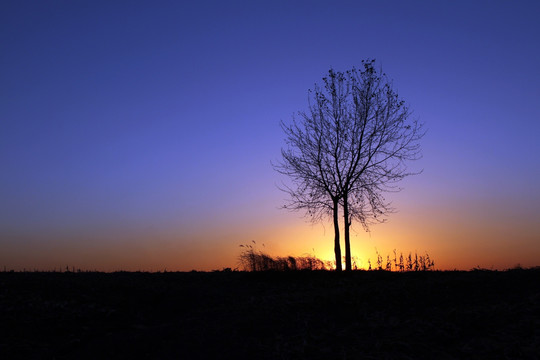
[
  {"left": 2, "top": 201, "right": 539, "bottom": 272},
  {"left": 1, "top": 178, "right": 539, "bottom": 272}
]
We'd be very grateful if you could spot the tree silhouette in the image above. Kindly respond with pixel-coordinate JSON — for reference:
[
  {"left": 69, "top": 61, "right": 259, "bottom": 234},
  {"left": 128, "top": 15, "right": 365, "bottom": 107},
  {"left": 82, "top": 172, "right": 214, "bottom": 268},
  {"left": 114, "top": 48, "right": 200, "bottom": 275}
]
[
  {"left": 276, "top": 60, "right": 423, "bottom": 271},
  {"left": 274, "top": 71, "right": 348, "bottom": 270},
  {"left": 338, "top": 61, "right": 424, "bottom": 270}
]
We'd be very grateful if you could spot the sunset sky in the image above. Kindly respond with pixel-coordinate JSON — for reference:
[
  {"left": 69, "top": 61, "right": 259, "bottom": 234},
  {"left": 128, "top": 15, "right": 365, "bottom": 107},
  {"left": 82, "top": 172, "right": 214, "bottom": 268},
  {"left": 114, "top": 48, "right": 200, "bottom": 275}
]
[{"left": 1, "top": 1, "right": 539, "bottom": 271}]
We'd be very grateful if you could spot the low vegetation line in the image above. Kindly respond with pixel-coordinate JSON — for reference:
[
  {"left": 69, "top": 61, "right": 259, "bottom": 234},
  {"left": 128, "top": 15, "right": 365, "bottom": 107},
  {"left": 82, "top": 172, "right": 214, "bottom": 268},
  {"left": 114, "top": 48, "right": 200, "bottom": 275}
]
[{"left": 238, "top": 242, "right": 436, "bottom": 272}]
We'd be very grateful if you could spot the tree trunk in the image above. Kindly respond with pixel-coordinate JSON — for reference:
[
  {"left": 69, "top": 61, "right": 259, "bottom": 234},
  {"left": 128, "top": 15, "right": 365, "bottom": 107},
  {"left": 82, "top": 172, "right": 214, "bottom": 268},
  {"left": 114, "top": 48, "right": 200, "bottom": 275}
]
[
  {"left": 333, "top": 198, "right": 342, "bottom": 271},
  {"left": 343, "top": 193, "right": 352, "bottom": 271}
]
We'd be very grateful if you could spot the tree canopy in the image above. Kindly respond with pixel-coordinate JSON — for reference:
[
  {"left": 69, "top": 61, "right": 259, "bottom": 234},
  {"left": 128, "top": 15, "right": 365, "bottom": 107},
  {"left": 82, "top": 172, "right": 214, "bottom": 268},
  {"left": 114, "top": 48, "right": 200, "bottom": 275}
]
[{"left": 275, "top": 60, "right": 424, "bottom": 271}]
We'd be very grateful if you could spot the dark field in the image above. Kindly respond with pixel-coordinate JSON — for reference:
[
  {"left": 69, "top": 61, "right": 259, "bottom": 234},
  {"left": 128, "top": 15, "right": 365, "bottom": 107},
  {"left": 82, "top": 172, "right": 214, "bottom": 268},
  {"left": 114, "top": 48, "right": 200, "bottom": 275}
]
[{"left": 1, "top": 269, "right": 539, "bottom": 359}]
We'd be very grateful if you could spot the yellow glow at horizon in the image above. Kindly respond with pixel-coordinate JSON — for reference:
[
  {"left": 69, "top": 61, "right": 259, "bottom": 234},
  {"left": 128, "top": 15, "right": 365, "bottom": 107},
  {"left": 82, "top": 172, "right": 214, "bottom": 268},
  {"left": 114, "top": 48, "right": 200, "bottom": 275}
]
[{"left": 1, "top": 198, "right": 539, "bottom": 271}]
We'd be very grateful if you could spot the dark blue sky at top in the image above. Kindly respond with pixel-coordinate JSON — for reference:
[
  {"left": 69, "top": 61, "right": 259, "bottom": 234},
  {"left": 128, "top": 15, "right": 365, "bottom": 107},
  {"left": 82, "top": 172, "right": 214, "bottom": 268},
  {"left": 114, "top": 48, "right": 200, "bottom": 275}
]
[{"left": 1, "top": 1, "right": 539, "bottom": 254}]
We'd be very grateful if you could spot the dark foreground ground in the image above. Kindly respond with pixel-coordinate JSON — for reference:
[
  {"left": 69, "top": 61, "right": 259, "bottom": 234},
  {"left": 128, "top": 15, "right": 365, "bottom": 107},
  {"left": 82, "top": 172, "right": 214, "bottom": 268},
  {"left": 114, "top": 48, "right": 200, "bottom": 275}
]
[{"left": 1, "top": 269, "right": 539, "bottom": 359}]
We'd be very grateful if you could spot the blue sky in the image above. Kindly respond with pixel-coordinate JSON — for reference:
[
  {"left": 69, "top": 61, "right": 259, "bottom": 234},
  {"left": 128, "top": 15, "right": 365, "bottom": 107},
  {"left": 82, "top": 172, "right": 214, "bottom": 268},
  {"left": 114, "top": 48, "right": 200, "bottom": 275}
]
[{"left": 1, "top": 1, "right": 539, "bottom": 270}]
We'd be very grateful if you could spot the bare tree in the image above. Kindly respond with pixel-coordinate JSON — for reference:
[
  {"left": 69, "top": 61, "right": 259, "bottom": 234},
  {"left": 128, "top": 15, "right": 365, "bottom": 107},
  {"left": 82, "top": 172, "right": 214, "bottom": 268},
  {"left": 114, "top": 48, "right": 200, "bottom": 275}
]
[
  {"left": 339, "top": 61, "right": 424, "bottom": 271},
  {"left": 274, "top": 70, "right": 349, "bottom": 271},
  {"left": 275, "top": 60, "right": 423, "bottom": 271}
]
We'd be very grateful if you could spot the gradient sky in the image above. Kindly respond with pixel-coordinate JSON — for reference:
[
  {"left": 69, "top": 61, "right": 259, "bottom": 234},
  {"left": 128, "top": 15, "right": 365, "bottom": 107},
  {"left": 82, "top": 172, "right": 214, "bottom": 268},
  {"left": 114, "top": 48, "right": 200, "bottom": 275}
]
[{"left": 1, "top": 0, "right": 539, "bottom": 271}]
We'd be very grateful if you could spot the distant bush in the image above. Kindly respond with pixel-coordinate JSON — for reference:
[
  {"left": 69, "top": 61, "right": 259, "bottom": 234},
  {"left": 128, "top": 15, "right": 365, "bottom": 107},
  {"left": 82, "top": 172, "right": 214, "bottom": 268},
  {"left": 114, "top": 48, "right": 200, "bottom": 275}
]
[{"left": 238, "top": 242, "right": 332, "bottom": 271}]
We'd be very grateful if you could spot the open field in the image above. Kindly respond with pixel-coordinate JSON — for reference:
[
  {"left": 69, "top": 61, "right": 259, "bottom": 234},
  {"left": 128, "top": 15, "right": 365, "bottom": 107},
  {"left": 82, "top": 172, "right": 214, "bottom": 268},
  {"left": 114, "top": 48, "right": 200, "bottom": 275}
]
[{"left": 1, "top": 269, "right": 539, "bottom": 359}]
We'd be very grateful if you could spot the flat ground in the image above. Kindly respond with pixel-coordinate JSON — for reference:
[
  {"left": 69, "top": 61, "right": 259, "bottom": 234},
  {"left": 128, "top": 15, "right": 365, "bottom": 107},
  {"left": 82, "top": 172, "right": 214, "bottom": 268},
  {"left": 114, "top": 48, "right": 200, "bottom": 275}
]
[{"left": 1, "top": 269, "right": 539, "bottom": 359}]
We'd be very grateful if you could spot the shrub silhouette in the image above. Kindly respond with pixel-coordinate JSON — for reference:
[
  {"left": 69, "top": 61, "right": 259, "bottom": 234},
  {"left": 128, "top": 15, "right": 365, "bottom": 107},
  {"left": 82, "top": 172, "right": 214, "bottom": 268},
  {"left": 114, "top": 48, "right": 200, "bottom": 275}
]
[{"left": 238, "top": 242, "right": 332, "bottom": 271}]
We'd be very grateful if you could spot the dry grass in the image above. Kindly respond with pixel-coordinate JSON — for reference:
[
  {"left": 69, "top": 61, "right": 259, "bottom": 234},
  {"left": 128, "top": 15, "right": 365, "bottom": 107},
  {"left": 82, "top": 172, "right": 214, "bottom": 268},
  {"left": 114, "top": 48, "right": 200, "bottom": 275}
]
[
  {"left": 239, "top": 242, "right": 436, "bottom": 272},
  {"left": 238, "top": 242, "right": 332, "bottom": 271}
]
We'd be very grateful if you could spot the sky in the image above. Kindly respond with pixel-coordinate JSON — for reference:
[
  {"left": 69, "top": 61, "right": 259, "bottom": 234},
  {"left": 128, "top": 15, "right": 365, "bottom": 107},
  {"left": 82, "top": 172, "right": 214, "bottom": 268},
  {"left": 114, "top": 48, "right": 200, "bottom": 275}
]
[{"left": 1, "top": 0, "right": 539, "bottom": 271}]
